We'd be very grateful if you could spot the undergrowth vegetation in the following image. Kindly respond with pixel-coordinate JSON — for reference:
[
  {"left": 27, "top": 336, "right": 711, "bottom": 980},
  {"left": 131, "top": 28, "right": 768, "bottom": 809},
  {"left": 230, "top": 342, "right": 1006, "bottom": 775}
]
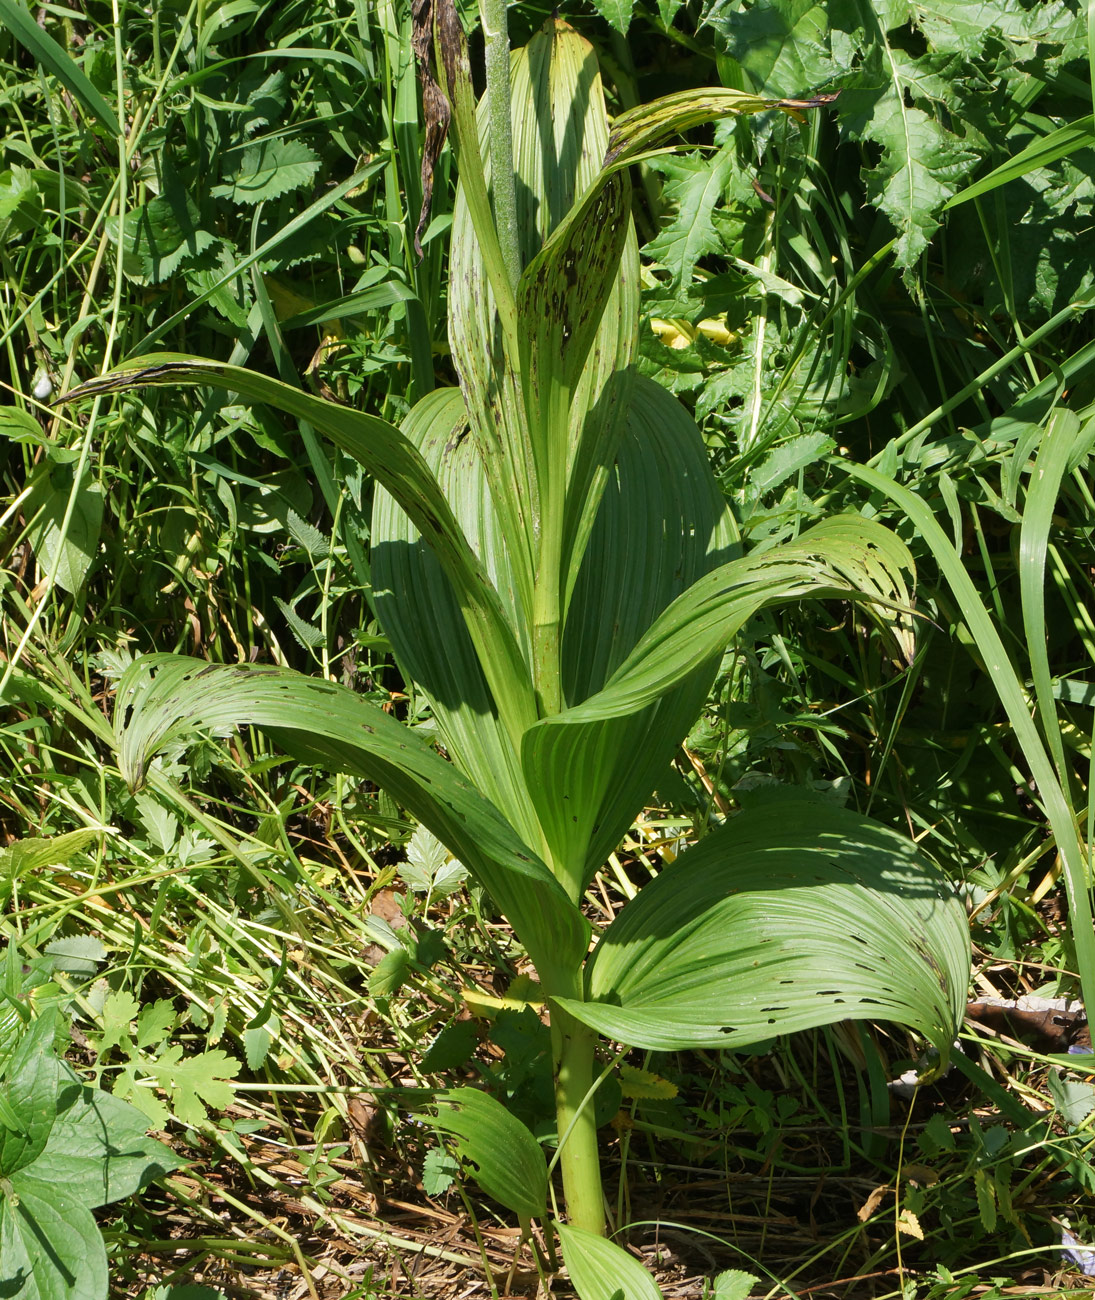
[{"left": 1, "top": 0, "right": 1094, "bottom": 1297}]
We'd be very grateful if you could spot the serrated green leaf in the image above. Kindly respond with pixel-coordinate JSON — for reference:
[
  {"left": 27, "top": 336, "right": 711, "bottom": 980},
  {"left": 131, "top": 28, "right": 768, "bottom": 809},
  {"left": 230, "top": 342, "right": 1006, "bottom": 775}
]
[
  {"left": 1047, "top": 1071, "right": 1095, "bottom": 1130},
  {"left": 212, "top": 139, "right": 321, "bottom": 205},
  {"left": 557, "top": 1222, "right": 663, "bottom": 1300},
  {"left": 557, "top": 801, "right": 969, "bottom": 1054},
  {"left": 97, "top": 991, "right": 140, "bottom": 1059},
  {"left": 713, "top": 1270, "right": 759, "bottom": 1300},
  {"left": 0, "top": 398, "right": 44, "bottom": 442},
  {"left": 427, "top": 1088, "right": 547, "bottom": 1219},
  {"left": 283, "top": 507, "right": 328, "bottom": 558},
  {"left": 369, "top": 948, "right": 411, "bottom": 997},
  {"left": 585, "top": 0, "right": 634, "bottom": 34},
  {"left": 22, "top": 467, "right": 103, "bottom": 594},
  {"left": 421, "top": 1145, "right": 460, "bottom": 1195},
  {"left": 644, "top": 145, "right": 743, "bottom": 290},
  {"left": 974, "top": 1166, "right": 997, "bottom": 1232},
  {"left": 136, "top": 1000, "right": 177, "bottom": 1050},
  {"left": 242, "top": 1025, "right": 273, "bottom": 1071},
  {"left": 125, "top": 187, "right": 216, "bottom": 283},
  {"left": 618, "top": 1064, "right": 677, "bottom": 1100},
  {"left": 0, "top": 828, "right": 101, "bottom": 886},
  {"left": 113, "top": 1068, "right": 171, "bottom": 1130},
  {"left": 273, "top": 596, "right": 325, "bottom": 649}
]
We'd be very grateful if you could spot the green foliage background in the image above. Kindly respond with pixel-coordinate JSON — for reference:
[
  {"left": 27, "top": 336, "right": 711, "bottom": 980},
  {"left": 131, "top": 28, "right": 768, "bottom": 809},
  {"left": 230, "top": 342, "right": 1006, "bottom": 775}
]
[{"left": 1, "top": 0, "right": 1094, "bottom": 1293}]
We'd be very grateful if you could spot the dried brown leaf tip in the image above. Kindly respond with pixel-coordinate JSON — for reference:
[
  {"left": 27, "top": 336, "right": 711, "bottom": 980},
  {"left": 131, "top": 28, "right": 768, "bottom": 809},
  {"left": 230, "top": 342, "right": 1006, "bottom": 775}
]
[{"left": 412, "top": 0, "right": 450, "bottom": 260}]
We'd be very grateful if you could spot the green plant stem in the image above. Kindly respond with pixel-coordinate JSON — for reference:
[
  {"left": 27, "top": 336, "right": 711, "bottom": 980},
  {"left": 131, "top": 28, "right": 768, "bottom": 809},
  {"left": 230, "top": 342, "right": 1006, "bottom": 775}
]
[
  {"left": 549, "top": 1001, "right": 606, "bottom": 1236},
  {"left": 478, "top": 0, "right": 520, "bottom": 289}
]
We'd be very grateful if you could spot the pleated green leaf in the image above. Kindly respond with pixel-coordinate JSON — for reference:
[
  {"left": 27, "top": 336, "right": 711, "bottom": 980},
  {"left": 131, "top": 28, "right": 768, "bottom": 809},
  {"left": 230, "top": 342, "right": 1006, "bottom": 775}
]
[
  {"left": 525, "top": 512, "right": 910, "bottom": 894},
  {"left": 557, "top": 1222, "right": 664, "bottom": 1300},
  {"left": 371, "top": 386, "right": 539, "bottom": 839},
  {"left": 62, "top": 355, "right": 535, "bottom": 734},
  {"left": 555, "top": 800, "right": 969, "bottom": 1054},
  {"left": 449, "top": 18, "right": 640, "bottom": 620},
  {"left": 523, "top": 378, "right": 736, "bottom": 896},
  {"left": 560, "top": 515, "right": 915, "bottom": 725},
  {"left": 111, "top": 657, "right": 589, "bottom": 984},
  {"left": 427, "top": 1088, "right": 547, "bottom": 1219}
]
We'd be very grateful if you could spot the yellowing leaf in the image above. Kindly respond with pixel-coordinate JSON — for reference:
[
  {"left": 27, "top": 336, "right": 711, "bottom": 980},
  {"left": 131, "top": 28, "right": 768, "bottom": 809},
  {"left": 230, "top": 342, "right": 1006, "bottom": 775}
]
[
  {"left": 896, "top": 1208, "right": 924, "bottom": 1240},
  {"left": 618, "top": 1063, "right": 678, "bottom": 1100}
]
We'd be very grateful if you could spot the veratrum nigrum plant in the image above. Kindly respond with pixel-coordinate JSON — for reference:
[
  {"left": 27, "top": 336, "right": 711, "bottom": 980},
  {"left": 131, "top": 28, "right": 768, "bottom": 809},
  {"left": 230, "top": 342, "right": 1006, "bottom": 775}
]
[{"left": 67, "top": 5, "right": 970, "bottom": 1278}]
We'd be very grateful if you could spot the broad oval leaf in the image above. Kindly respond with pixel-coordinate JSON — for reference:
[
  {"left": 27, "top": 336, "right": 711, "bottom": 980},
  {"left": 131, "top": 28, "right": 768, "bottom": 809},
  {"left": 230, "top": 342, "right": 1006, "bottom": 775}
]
[
  {"left": 524, "top": 377, "right": 737, "bottom": 896},
  {"left": 557, "top": 514, "right": 915, "bottom": 726},
  {"left": 556, "top": 800, "right": 970, "bottom": 1055},
  {"left": 0, "top": 1183, "right": 107, "bottom": 1300},
  {"left": 112, "top": 656, "right": 589, "bottom": 985},
  {"left": 427, "top": 1088, "right": 547, "bottom": 1219},
  {"left": 557, "top": 1222, "right": 664, "bottom": 1300}
]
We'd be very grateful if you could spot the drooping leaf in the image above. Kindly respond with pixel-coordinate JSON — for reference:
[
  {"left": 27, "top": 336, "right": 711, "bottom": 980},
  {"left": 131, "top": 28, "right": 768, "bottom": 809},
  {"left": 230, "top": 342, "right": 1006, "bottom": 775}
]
[
  {"left": 557, "top": 1222, "right": 664, "bottom": 1300},
  {"left": 427, "top": 1087, "right": 547, "bottom": 1219},
  {"left": 111, "top": 656, "right": 590, "bottom": 985},
  {"left": 0, "top": 0, "right": 121, "bottom": 136},
  {"left": 555, "top": 800, "right": 969, "bottom": 1055},
  {"left": 61, "top": 358, "right": 536, "bottom": 733}
]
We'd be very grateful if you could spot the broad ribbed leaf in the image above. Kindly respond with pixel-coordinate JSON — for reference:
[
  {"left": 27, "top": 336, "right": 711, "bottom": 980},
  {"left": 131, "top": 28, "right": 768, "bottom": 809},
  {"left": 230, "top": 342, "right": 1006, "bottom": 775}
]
[
  {"left": 557, "top": 1223, "right": 664, "bottom": 1300},
  {"left": 449, "top": 19, "right": 640, "bottom": 619},
  {"left": 62, "top": 356, "right": 536, "bottom": 735},
  {"left": 556, "top": 800, "right": 969, "bottom": 1054},
  {"left": 427, "top": 1088, "right": 547, "bottom": 1218},
  {"left": 372, "top": 386, "right": 539, "bottom": 838},
  {"left": 525, "top": 511, "right": 909, "bottom": 894},
  {"left": 523, "top": 378, "right": 736, "bottom": 896},
  {"left": 559, "top": 515, "right": 914, "bottom": 724},
  {"left": 112, "top": 657, "right": 588, "bottom": 984}
]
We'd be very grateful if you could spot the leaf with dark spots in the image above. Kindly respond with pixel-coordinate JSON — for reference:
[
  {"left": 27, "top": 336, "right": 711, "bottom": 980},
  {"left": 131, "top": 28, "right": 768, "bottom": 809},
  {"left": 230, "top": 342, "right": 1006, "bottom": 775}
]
[{"left": 412, "top": 0, "right": 450, "bottom": 259}]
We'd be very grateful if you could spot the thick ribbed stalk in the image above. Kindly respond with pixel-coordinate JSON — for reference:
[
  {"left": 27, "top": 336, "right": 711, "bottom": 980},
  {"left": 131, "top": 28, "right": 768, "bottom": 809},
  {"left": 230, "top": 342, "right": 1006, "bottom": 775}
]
[
  {"left": 550, "top": 1002, "right": 605, "bottom": 1236},
  {"left": 479, "top": 0, "right": 520, "bottom": 290}
]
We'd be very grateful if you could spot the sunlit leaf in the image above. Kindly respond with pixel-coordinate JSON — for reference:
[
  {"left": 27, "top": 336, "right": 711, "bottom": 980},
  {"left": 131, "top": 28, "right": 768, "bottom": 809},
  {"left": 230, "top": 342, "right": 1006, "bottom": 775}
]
[{"left": 557, "top": 800, "right": 969, "bottom": 1054}]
